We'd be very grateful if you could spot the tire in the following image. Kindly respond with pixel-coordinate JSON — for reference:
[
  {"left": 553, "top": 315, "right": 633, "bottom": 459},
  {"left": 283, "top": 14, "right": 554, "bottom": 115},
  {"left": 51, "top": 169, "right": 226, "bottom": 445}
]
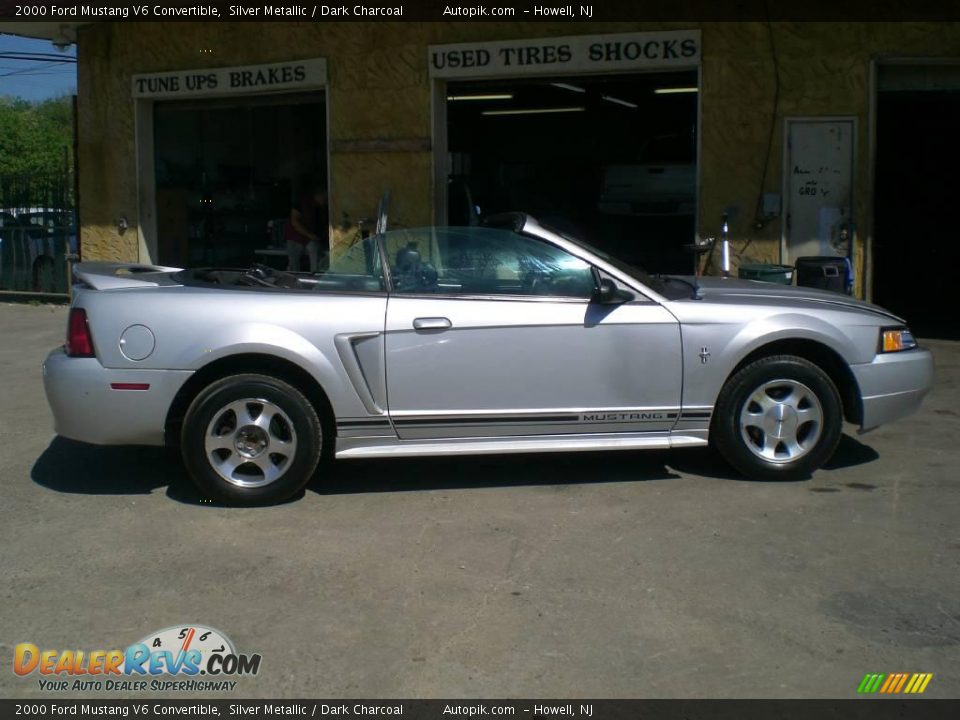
[
  {"left": 711, "top": 355, "right": 843, "bottom": 481},
  {"left": 180, "top": 373, "right": 323, "bottom": 505}
]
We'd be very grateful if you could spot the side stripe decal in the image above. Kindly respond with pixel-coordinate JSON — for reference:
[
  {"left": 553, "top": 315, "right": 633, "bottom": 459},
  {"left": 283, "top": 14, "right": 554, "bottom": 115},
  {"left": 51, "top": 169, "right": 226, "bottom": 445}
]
[{"left": 340, "top": 410, "right": 712, "bottom": 429}]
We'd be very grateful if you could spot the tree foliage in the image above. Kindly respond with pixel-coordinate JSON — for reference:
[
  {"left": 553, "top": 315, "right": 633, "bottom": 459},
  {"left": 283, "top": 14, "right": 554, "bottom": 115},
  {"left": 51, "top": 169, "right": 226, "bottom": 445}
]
[{"left": 0, "top": 95, "right": 73, "bottom": 178}]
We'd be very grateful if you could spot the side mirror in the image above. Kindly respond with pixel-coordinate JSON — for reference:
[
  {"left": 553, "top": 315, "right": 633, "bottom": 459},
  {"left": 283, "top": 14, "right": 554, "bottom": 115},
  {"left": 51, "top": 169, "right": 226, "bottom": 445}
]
[{"left": 594, "top": 277, "right": 633, "bottom": 305}]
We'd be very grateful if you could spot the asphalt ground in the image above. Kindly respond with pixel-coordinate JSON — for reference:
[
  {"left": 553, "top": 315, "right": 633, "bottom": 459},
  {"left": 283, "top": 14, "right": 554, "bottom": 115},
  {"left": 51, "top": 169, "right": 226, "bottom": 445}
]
[{"left": 1, "top": 302, "right": 957, "bottom": 699}]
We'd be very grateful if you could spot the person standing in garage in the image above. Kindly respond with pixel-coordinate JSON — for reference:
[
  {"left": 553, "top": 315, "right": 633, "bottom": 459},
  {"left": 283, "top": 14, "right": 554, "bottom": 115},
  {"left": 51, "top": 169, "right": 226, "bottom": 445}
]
[{"left": 286, "top": 177, "right": 329, "bottom": 273}]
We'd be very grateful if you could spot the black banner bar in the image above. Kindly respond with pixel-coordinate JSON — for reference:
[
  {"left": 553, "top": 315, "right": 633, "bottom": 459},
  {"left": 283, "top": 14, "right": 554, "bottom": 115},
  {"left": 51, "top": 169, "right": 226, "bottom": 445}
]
[
  {"left": 1, "top": 700, "right": 959, "bottom": 719},
  {"left": 1, "top": 0, "right": 959, "bottom": 22}
]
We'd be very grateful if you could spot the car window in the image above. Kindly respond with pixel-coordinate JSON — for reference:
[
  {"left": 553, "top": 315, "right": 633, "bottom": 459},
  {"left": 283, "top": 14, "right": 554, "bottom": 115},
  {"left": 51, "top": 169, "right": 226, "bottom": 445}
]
[
  {"left": 176, "top": 236, "right": 386, "bottom": 294},
  {"left": 382, "top": 226, "right": 595, "bottom": 299},
  {"left": 309, "top": 235, "right": 384, "bottom": 293}
]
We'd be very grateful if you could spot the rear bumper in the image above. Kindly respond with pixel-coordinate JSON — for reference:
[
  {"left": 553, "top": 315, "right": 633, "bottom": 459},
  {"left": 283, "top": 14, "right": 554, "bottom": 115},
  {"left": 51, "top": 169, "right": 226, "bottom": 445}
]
[
  {"left": 851, "top": 348, "right": 934, "bottom": 432},
  {"left": 42, "top": 348, "right": 192, "bottom": 446}
]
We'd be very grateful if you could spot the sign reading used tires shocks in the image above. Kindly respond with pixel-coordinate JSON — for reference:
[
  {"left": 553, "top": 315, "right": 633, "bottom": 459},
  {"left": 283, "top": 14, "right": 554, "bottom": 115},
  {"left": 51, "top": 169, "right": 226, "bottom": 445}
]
[{"left": 429, "top": 30, "right": 701, "bottom": 78}]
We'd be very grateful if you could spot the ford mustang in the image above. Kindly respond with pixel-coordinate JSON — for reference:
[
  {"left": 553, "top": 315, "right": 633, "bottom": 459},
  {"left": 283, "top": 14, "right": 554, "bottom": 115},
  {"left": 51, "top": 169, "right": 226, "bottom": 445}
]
[{"left": 43, "top": 214, "right": 933, "bottom": 505}]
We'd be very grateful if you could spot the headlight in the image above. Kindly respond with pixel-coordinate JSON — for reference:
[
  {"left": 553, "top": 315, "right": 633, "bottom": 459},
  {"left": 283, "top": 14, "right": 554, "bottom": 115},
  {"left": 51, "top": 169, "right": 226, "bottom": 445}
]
[{"left": 880, "top": 327, "right": 918, "bottom": 353}]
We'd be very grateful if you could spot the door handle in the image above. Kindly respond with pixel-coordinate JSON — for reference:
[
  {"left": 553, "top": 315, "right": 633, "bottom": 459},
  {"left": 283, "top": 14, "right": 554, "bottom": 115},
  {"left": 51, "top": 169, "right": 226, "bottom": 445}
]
[{"left": 413, "top": 317, "right": 452, "bottom": 331}]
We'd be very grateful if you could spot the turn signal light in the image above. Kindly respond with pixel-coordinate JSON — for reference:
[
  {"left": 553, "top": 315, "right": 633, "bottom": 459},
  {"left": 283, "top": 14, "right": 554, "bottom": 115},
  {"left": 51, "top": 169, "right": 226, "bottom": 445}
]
[
  {"left": 880, "top": 327, "right": 917, "bottom": 353},
  {"left": 66, "top": 308, "right": 95, "bottom": 358}
]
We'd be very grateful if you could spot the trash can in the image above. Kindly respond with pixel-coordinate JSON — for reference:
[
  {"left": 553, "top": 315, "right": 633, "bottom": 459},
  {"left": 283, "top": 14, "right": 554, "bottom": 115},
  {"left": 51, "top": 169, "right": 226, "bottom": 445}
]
[
  {"left": 795, "top": 256, "right": 852, "bottom": 294},
  {"left": 738, "top": 263, "right": 794, "bottom": 285}
]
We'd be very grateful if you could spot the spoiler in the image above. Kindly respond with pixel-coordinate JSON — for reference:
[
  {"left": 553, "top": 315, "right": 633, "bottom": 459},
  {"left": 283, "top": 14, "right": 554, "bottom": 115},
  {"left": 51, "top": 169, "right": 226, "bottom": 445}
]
[{"left": 73, "top": 262, "right": 183, "bottom": 291}]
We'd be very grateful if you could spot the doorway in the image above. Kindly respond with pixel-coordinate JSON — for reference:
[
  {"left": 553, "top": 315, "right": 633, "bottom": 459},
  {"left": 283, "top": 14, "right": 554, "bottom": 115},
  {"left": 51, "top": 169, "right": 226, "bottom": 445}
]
[
  {"left": 874, "top": 69, "right": 960, "bottom": 336},
  {"left": 444, "top": 71, "right": 698, "bottom": 274},
  {"left": 152, "top": 92, "right": 327, "bottom": 268}
]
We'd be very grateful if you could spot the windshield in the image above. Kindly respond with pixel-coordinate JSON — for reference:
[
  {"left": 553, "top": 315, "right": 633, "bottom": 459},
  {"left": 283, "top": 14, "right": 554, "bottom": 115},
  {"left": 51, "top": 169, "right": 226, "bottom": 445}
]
[
  {"left": 537, "top": 222, "right": 659, "bottom": 287},
  {"left": 536, "top": 221, "right": 697, "bottom": 300}
]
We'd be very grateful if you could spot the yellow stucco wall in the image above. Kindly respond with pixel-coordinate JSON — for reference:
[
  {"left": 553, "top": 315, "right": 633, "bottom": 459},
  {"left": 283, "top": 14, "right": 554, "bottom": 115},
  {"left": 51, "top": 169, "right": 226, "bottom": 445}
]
[{"left": 76, "top": 21, "right": 960, "bottom": 296}]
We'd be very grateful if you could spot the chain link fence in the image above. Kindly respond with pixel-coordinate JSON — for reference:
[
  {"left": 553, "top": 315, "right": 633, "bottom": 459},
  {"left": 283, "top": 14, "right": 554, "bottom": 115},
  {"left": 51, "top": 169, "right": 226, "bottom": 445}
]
[{"left": 0, "top": 173, "right": 75, "bottom": 295}]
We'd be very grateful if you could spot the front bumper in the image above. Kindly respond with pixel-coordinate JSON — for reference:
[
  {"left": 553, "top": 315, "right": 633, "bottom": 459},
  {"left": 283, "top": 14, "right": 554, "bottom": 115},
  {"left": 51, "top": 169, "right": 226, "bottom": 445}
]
[
  {"left": 850, "top": 348, "right": 934, "bottom": 432},
  {"left": 42, "top": 348, "right": 193, "bottom": 446}
]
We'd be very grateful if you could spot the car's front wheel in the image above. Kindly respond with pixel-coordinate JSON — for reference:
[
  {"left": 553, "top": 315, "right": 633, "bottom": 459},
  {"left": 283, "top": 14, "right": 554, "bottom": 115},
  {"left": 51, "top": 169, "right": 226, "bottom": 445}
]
[
  {"left": 181, "top": 373, "right": 322, "bottom": 505},
  {"left": 711, "top": 355, "right": 843, "bottom": 481}
]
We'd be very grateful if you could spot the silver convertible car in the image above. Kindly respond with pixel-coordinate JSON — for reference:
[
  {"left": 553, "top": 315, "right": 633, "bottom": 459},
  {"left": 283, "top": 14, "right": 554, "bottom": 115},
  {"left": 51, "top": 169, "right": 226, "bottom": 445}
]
[{"left": 43, "top": 214, "right": 933, "bottom": 505}]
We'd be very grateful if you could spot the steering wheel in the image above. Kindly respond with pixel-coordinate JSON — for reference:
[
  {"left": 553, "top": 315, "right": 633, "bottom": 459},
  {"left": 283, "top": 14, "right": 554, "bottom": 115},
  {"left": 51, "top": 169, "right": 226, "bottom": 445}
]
[{"left": 528, "top": 272, "right": 555, "bottom": 295}]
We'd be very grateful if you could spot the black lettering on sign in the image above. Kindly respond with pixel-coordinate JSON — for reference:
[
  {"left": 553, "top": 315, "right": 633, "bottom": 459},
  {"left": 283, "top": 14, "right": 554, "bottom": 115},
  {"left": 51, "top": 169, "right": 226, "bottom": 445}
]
[
  {"left": 139, "top": 75, "right": 181, "bottom": 94},
  {"left": 434, "top": 49, "right": 491, "bottom": 69},
  {"left": 185, "top": 73, "right": 217, "bottom": 91}
]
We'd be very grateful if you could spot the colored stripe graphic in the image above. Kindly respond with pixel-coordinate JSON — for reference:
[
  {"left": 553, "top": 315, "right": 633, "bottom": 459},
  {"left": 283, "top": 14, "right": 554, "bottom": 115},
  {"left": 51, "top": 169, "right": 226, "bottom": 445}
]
[
  {"left": 857, "top": 673, "right": 932, "bottom": 694},
  {"left": 893, "top": 674, "right": 909, "bottom": 693},
  {"left": 857, "top": 673, "right": 885, "bottom": 693}
]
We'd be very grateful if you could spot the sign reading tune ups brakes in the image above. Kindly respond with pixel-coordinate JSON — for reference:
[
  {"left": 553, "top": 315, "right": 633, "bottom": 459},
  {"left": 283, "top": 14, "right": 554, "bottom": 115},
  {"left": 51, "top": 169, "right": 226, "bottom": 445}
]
[
  {"left": 429, "top": 30, "right": 701, "bottom": 79},
  {"left": 132, "top": 58, "right": 327, "bottom": 99}
]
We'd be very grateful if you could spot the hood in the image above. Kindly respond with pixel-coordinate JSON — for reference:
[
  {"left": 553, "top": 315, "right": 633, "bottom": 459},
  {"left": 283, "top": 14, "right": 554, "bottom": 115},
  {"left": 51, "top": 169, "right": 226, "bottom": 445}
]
[{"left": 689, "top": 276, "right": 905, "bottom": 323}]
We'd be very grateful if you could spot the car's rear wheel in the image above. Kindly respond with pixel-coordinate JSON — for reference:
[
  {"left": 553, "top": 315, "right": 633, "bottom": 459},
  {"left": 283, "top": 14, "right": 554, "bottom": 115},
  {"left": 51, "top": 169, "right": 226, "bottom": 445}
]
[
  {"left": 181, "top": 373, "right": 322, "bottom": 505},
  {"left": 711, "top": 355, "right": 842, "bottom": 481}
]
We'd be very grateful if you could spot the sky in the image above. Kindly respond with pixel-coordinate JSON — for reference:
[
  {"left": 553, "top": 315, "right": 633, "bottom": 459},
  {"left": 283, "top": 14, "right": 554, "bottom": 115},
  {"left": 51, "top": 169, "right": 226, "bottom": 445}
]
[{"left": 0, "top": 33, "right": 77, "bottom": 101}]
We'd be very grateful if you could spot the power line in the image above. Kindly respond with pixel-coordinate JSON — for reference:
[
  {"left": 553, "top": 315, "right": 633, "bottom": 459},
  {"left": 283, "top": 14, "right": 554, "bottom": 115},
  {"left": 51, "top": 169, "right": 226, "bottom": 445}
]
[
  {"left": 0, "top": 61, "right": 63, "bottom": 78},
  {"left": 0, "top": 52, "right": 76, "bottom": 64}
]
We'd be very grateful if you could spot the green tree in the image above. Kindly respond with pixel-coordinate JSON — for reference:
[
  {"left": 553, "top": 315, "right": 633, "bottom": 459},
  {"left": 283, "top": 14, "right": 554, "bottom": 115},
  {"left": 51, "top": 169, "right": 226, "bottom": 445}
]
[{"left": 0, "top": 95, "right": 73, "bottom": 178}]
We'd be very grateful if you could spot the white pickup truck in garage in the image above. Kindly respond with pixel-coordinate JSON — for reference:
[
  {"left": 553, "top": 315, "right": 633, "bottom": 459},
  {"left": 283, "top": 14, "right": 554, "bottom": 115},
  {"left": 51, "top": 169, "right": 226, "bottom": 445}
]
[{"left": 598, "top": 132, "right": 696, "bottom": 216}]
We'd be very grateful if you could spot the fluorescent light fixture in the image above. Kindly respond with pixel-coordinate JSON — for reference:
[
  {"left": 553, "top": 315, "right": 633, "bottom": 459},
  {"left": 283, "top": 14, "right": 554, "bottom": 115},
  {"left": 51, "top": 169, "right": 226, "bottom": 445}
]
[
  {"left": 482, "top": 107, "right": 585, "bottom": 116},
  {"left": 550, "top": 82, "right": 586, "bottom": 93},
  {"left": 447, "top": 93, "right": 514, "bottom": 101},
  {"left": 602, "top": 95, "right": 637, "bottom": 109},
  {"left": 654, "top": 87, "right": 698, "bottom": 95}
]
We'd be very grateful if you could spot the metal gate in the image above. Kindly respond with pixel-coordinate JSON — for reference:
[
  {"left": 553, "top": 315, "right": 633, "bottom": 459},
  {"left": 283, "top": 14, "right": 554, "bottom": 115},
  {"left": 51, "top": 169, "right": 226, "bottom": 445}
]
[{"left": 0, "top": 173, "right": 75, "bottom": 294}]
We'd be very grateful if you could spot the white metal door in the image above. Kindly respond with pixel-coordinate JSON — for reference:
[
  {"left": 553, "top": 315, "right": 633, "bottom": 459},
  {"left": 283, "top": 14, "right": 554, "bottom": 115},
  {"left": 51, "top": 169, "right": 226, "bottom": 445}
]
[{"left": 782, "top": 118, "right": 855, "bottom": 261}]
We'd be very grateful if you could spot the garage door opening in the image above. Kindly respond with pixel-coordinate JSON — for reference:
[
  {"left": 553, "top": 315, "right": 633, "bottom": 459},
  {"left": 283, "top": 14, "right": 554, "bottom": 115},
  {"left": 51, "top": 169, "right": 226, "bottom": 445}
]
[
  {"left": 153, "top": 92, "right": 327, "bottom": 269},
  {"left": 874, "top": 67, "right": 960, "bottom": 338},
  {"left": 445, "top": 71, "right": 698, "bottom": 274}
]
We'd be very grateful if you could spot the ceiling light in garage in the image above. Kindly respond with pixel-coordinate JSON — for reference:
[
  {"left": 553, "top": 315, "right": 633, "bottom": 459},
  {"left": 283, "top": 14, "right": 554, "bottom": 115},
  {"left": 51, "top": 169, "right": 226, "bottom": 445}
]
[
  {"left": 654, "top": 87, "right": 698, "bottom": 94},
  {"left": 447, "top": 93, "right": 514, "bottom": 101},
  {"left": 550, "top": 83, "right": 586, "bottom": 93},
  {"left": 602, "top": 95, "right": 638, "bottom": 108},
  {"left": 482, "top": 107, "right": 586, "bottom": 116}
]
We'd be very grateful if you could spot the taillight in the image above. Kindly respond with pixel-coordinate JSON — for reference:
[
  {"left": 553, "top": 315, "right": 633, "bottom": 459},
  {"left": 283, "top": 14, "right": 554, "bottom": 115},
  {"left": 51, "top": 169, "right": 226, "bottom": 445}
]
[{"left": 66, "top": 308, "right": 95, "bottom": 358}]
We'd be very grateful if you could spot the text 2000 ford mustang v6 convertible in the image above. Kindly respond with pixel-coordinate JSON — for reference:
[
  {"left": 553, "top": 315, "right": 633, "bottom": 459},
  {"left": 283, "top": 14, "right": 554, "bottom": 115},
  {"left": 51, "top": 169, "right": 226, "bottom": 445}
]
[{"left": 44, "top": 214, "right": 933, "bottom": 505}]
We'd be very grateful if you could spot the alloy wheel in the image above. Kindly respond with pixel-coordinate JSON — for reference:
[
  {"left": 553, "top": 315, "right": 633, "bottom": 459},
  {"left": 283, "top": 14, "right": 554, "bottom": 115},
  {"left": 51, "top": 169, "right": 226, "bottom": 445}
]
[
  {"left": 739, "top": 379, "right": 824, "bottom": 464},
  {"left": 204, "top": 398, "right": 298, "bottom": 487}
]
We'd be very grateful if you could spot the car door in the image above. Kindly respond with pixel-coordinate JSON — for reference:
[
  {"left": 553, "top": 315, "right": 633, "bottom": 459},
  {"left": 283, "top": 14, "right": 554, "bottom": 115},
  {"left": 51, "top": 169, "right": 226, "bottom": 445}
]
[{"left": 382, "top": 226, "right": 682, "bottom": 440}]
